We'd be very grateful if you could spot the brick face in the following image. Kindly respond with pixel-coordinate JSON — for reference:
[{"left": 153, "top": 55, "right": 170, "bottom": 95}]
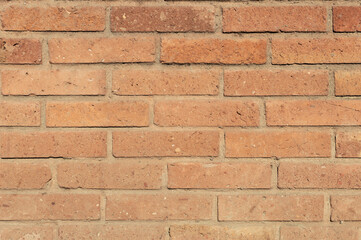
[
  {"left": 0, "top": 101, "right": 40, "bottom": 126},
  {"left": 280, "top": 226, "right": 359, "bottom": 240},
  {"left": 0, "top": 38, "right": 41, "bottom": 64},
  {"left": 333, "top": 7, "right": 361, "bottom": 32},
  {"left": 335, "top": 71, "right": 361, "bottom": 96},
  {"left": 331, "top": 195, "right": 361, "bottom": 221}
]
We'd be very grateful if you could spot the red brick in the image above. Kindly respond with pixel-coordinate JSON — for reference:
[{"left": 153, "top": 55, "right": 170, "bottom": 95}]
[
  {"left": 168, "top": 162, "right": 271, "bottom": 189},
  {"left": 49, "top": 37, "right": 155, "bottom": 63},
  {"left": 0, "top": 38, "right": 41, "bottom": 64},
  {"left": 333, "top": 7, "right": 361, "bottom": 32},
  {"left": 154, "top": 100, "right": 259, "bottom": 127},
  {"left": 272, "top": 38, "right": 361, "bottom": 64},
  {"left": 267, "top": 100, "right": 361, "bottom": 126},
  {"left": 0, "top": 194, "right": 100, "bottom": 220},
  {"left": 1, "top": 70, "right": 106, "bottom": 96},
  {"left": 1, "top": 6, "right": 105, "bottom": 31},
  {"left": 218, "top": 195, "right": 324, "bottom": 221},
  {"left": 111, "top": 6, "right": 214, "bottom": 32},
  {"left": 336, "top": 132, "right": 361, "bottom": 158},
  {"left": 112, "top": 69, "right": 220, "bottom": 96},
  {"left": 0, "top": 131, "right": 106, "bottom": 158},
  {"left": 335, "top": 71, "right": 361, "bottom": 96},
  {"left": 161, "top": 38, "right": 267, "bottom": 64},
  {"left": 278, "top": 163, "right": 361, "bottom": 189},
  {"left": 224, "top": 70, "right": 329, "bottom": 96},
  {"left": 0, "top": 225, "right": 55, "bottom": 240},
  {"left": 331, "top": 195, "right": 361, "bottom": 221},
  {"left": 225, "top": 131, "right": 331, "bottom": 158},
  {"left": 0, "top": 102, "right": 40, "bottom": 126},
  {"left": 223, "top": 6, "right": 326, "bottom": 32},
  {"left": 113, "top": 131, "right": 219, "bottom": 157},
  {"left": 57, "top": 162, "right": 163, "bottom": 189},
  {"left": 281, "top": 226, "right": 359, "bottom": 240},
  {"left": 46, "top": 102, "right": 149, "bottom": 127},
  {"left": 106, "top": 194, "right": 213, "bottom": 220}
]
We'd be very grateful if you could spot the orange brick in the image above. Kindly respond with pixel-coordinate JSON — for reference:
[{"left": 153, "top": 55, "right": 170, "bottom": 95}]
[
  {"left": 0, "top": 102, "right": 40, "bottom": 126},
  {"left": 223, "top": 6, "right": 326, "bottom": 32},
  {"left": 106, "top": 194, "right": 213, "bottom": 220},
  {"left": 0, "top": 132, "right": 106, "bottom": 158},
  {"left": 0, "top": 38, "right": 41, "bottom": 64},
  {"left": 266, "top": 100, "right": 361, "bottom": 126},
  {"left": 333, "top": 7, "right": 361, "bottom": 32},
  {"left": 336, "top": 132, "right": 361, "bottom": 158},
  {"left": 161, "top": 38, "right": 267, "bottom": 64},
  {"left": 278, "top": 163, "right": 361, "bottom": 189},
  {"left": 272, "top": 38, "right": 361, "bottom": 64},
  {"left": 1, "top": 6, "right": 105, "bottom": 31},
  {"left": 49, "top": 37, "right": 155, "bottom": 63},
  {"left": 57, "top": 162, "right": 163, "bottom": 189},
  {"left": 112, "top": 69, "right": 219, "bottom": 96},
  {"left": 224, "top": 70, "right": 329, "bottom": 96},
  {"left": 113, "top": 131, "right": 219, "bottom": 157},
  {"left": 154, "top": 100, "right": 259, "bottom": 127},
  {"left": 0, "top": 225, "right": 55, "bottom": 240},
  {"left": 111, "top": 6, "right": 215, "bottom": 32},
  {"left": 0, "top": 194, "right": 100, "bottom": 220},
  {"left": 225, "top": 131, "right": 331, "bottom": 158},
  {"left": 280, "top": 226, "right": 359, "bottom": 240},
  {"left": 46, "top": 102, "right": 149, "bottom": 127},
  {"left": 335, "top": 71, "right": 361, "bottom": 96},
  {"left": 218, "top": 195, "right": 324, "bottom": 221},
  {"left": 0, "top": 163, "right": 51, "bottom": 189},
  {"left": 1, "top": 70, "right": 106, "bottom": 96},
  {"left": 331, "top": 195, "right": 361, "bottom": 221},
  {"left": 168, "top": 162, "right": 271, "bottom": 189}
]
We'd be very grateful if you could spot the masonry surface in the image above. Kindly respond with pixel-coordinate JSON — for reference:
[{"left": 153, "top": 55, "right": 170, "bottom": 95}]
[{"left": 0, "top": 0, "right": 361, "bottom": 239}]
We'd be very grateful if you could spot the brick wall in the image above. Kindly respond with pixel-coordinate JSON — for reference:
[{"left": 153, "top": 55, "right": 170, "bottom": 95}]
[{"left": 0, "top": 1, "right": 361, "bottom": 239}]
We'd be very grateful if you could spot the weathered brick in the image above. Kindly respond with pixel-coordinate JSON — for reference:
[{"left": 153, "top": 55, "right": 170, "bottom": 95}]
[
  {"left": 168, "top": 162, "right": 271, "bottom": 189},
  {"left": 225, "top": 131, "right": 331, "bottom": 158},
  {"left": 336, "top": 132, "right": 361, "bottom": 158},
  {"left": 1, "top": 6, "right": 105, "bottom": 31},
  {"left": 161, "top": 38, "right": 267, "bottom": 64},
  {"left": 331, "top": 195, "right": 361, "bottom": 221},
  {"left": 224, "top": 70, "right": 329, "bottom": 96},
  {"left": 154, "top": 100, "right": 259, "bottom": 127},
  {"left": 0, "top": 132, "right": 106, "bottom": 158},
  {"left": 218, "top": 195, "right": 324, "bottom": 221},
  {"left": 0, "top": 194, "right": 100, "bottom": 220},
  {"left": 0, "top": 225, "right": 55, "bottom": 240},
  {"left": 333, "top": 7, "right": 361, "bottom": 32},
  {"left": 113, "top": 131, "right": 219, "bottom": 157},
  {"left": 57, "top": 162, "right": 163, "bottom": 189},
  {"left": 1, "top": 70, "right": 106, "bottom": 96},
  {"left": 112, "top": 69, "right": 219, "bottom": 96},
  {"left": 335, "top": 71, "right": 361, "bottom": 96},
  {"left": 111, "top": 6, "right": 214, "bottom": 32},
  {"left": 49, "top": 37, "right": 155, "bottom": 63},
  {"left": 280, "top": 226, "right": 359, "bottom": 240},
  {"left": 0, "top": 38, "right": 41, "bottom": 64},
  {"left": 46, "top": 102, "right": 149, "bottom": 127},
  {"left": 223, "top": 6, "right": 326, "bottom": 32},
  {"left": 0, "top": 102, "right": 40, "bottom": 126}
]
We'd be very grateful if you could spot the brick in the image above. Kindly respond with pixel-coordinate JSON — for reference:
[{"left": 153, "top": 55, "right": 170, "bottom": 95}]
[
  {"left": 336, "top": 132, "right": 361, "bottom": 158},
  {"left": 0, "top": 194, "right": 100, "bottom": 220},
  {"left": 223, "top": 6, "right": 326, "bottom": 32},
  {"left": 335, "top": 71, "right": 361, "bottom": 96},
  {"left": 0, "top": 131, "right": 106, "bottom": 158},
  {"left": 272, "top": 38, "right": 361, "bottom": 64},
  {"left": 331, "top": 195, "right": 361, "bottom": 221},
  {"left": 1, "top": 70, "right": 106, "bottom": 96},
  {"left": 113, "top": 131, "right": 219, "bottom": 157},
  {"left": 281, "top": 226, "right": 358, "bottom": 240},
  {"left": 278, "top": 163, "right": 361, "bottom": 189},
  {"left": 1, "top": 6, "right": 105, "bottom": 31},
  {"left": 46, "top": 102, "right": 149, "bottom": 127},
  {"left": 333, "top": 7, "right": 361, "bottom": 32},
  {"left": 168, "top": 162, "right": 271, "bottom": 189},
  {"left": 0, "top": 225, "right": 55, "bottom": 240},
  {"left": 170, "top": 225, "right": 276, "bottom": 240},
  {"left": 59, "top": 224, "right": 166, "bottom": 240},
  {"left": 0, "top": 38, "right": 41, "bottom": 64},
  {"left": 218, "top": 195, "right": 324, "bottom": 221},
  {"left": 225, "top": 131, "right": 331, "bottom": 158},
  {"left": 112, "top": 69, "right": 219, "bottom": 96},
  {"left": 111, "top": 6, "right": 214, "bottom": 32},
  {"left": 266, "top": 100, "right": 361, "bottom": 126},
  {"left": 161, "top": 38, "right": 267, "bottom": 64},
  {"left": 0, "top": 163, "right": 51, "bottom": 189},
  {"left": 106, "top": 194, "right": 213, "bottom": 220},
  {"left": 49, "top": 37, "right": 155, "bottom": 63},
  {"left": 224, "top": 70, "right": 329, "bottom": 96},
  {"left": 57, "top": 162, "right": 163, "bottom": 189},
  {"left": 154, "top": 100, "right": 259, "bottom": 127},
  {"left": 0, "top": 102, "right": 40, "bottom": 126}
]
